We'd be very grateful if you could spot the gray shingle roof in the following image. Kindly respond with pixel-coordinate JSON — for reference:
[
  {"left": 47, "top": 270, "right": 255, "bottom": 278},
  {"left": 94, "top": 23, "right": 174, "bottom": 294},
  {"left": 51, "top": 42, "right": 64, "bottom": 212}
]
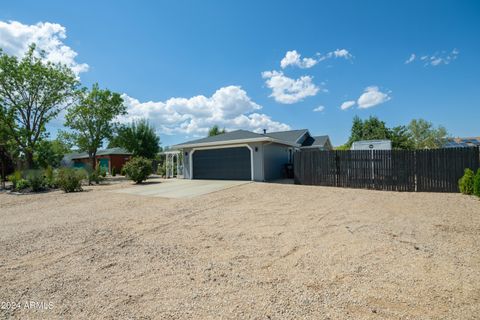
[
  {"left": 265, "top": 129, "right": 309, "bottom": 144},
  {"left": 301, "top": 135, "right": 330, "bottom": 147},
  {"left": 68, "top": 147, "right": 132, "bottom": 160},
  {"left": 174, "top": 130, "right": 265, "bottom": 147}
]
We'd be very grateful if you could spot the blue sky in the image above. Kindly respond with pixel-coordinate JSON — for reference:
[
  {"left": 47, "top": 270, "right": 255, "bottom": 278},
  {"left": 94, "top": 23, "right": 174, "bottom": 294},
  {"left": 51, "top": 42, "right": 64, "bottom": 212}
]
[{"left": 1, "top": 0, "right": 479, "bottom": 146}]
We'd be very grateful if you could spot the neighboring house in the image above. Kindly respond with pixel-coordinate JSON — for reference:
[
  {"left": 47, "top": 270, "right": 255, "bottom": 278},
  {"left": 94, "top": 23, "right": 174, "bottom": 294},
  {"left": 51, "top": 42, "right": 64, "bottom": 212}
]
[
  {"left": 62, "top": 147, "right": 132, "bottom": 174},
  {"left": 444, "top": 137, "right": 480, "bottom": 148},
  {"left": 172, "top": 129, "right": 332, "bottom": 181}
]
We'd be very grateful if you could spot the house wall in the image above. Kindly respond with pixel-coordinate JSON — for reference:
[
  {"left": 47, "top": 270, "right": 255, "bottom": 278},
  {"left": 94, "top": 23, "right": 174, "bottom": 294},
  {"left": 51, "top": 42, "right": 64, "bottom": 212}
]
[
  {"left": 181, "top": 142, "right": 265, "bottom": 181},
  {"left": 263, "top": 143, "right": 291, "bottom": 180},
  {"left": 72, "top": 154, "right": 131, "bottom": 173}
]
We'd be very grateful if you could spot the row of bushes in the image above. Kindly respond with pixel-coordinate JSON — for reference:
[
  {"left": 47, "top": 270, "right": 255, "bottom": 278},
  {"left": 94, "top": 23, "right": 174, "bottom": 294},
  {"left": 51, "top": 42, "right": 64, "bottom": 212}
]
[
  {"left": 6, "top": 157, "right": 153, "bottom": 193},
  {"left": 459, "top": 168, "right": 480, "bottom": 197}
]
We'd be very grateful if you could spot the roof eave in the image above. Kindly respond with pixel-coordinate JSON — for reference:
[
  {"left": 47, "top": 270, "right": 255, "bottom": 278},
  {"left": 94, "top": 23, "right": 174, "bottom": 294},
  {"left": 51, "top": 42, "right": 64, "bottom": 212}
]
[{"left": 172, "top": 137, "right": 300, "bottom": 149}]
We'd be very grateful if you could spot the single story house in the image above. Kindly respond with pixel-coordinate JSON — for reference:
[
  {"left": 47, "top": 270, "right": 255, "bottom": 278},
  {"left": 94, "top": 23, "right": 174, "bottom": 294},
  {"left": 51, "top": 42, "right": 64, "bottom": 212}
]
[
  {"left": 172, "top": 129, "right": 332, "bottom": 181},
  {"left": 63, "top": 147, "right": 132, "bottom": 174}
]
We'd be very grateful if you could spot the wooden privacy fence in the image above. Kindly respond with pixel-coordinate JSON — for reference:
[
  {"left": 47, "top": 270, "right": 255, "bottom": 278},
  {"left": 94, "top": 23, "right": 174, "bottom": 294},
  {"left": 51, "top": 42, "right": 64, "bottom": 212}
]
[{"left": 293, "top": 147, "right": 480, "bottom": 192}]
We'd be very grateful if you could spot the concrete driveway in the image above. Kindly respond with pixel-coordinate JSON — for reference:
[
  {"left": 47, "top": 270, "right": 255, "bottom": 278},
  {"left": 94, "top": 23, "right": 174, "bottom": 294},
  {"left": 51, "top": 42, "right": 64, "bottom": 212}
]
[{"left": 112, "top": 178, "right": 250, "bottom": 199}]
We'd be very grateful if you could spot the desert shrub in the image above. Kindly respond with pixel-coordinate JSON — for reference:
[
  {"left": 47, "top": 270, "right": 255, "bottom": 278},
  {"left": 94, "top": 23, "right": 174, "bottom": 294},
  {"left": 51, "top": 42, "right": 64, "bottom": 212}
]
[
  {"left": 122, "top": 157, "right": 152, "bottom": 184},
  {"left": 473, "top": 169, "right": 480, "bottom": 197},
  {"left": 100, "top": 167, "right": 107, "bottom": 177},
  {"left": 459, "top": 168, "right": 475, "bottom": 195},
  {"left": 15, "top": 179, "right": 30, "bottom": 191},
  {"left": 85, "top": 165, "right": 104, "bottom": 185},
  {"left": 7, "top": 170, "right": 23, "bottom": 190},
  {"left": 25, "top": 170, "right": 46, "bottom": 192},
  {"left": 111, "top": 166, "right": 117, "bottom": 176},
  {"left": 44, "top": 166, "right": 57, "bottom": 188},
  {"left": 156, "top": 165, "right": 166, "bottom": 177},
  {"left": 57, "top": 168, "right": 85, "bottom": 193}
]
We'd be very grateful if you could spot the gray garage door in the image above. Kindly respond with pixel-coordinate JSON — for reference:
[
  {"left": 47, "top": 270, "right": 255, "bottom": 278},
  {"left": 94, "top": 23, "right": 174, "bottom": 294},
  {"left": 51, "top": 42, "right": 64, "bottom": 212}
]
[{"left": 193, "top": 147, "right": 251, "bottom": 180}]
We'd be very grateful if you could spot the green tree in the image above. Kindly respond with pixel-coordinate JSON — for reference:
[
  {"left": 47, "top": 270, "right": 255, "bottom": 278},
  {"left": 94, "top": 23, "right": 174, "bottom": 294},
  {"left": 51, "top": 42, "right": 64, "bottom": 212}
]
[
  {"left": 64, "top": 84, "right": 126, "bottom": 168},
  {"left": 35, "top": 137, "right": 72, "bottom": 168},
  {"left": 388, "top": 125, "right": 415, "bottom": 150},
  {"left": 109, "top": 119, "right": 160, "bottom": 159},
  {"left": 408, "top": 119, "right": 448, "bottom": 149},
  {"left": 347, "top": 116, "right": 390, "bottom": 146},
  {"left": 0, "top": 44, "right": 79, "bottom": 168},
  {"left": 208, "top": 125, "right": 226, "bottom": 137}
]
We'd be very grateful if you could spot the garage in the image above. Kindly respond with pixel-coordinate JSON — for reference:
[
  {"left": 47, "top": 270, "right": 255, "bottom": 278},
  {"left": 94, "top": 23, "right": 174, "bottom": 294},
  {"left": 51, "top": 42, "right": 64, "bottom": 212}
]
[{"left": 192, "top": 147, "right": 252, "bottom": 180}]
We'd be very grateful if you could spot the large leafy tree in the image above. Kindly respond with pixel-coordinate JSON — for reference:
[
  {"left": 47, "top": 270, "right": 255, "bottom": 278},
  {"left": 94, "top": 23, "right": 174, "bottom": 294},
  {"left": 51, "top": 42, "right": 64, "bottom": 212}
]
[
  {"left": 0, "top": 118, "right": 16, "bottom": 188},
  {"left": 64, "top": 84, "right": 126, "bottom": 168},
  {"left": 408, "top": 119, "right": 448, "bottom": 149},
  {"left": 35, "top": 137, "right": 72, "bottom": 169},
  {"left": 208, "top": 125, "right": 226, "bottom": 137},
  {"left": 347, "top": 116, "right": 390, "bottom": 146},
  {"left": 109, "top": 119, "right": 160, "bottom": 159},
  {"left": 388, "top": 125, "right": 415, "bottom": 150},
  {"left": 0, "top": 44, "right": 79, "bottom": 168}
]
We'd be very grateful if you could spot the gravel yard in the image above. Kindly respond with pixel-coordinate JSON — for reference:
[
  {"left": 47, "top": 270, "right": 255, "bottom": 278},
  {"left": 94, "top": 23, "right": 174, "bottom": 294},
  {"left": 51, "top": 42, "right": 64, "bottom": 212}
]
[{"left": 1, "top": 179, "right": 479, "bottom": 319}]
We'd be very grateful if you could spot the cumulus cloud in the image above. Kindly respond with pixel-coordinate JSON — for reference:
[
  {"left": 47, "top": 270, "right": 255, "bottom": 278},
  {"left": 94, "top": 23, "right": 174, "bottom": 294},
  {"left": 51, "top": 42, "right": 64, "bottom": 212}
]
[
  {"left": 280, "top": 50, "right": 318, "bottom": 69},
  {"left": 261, "top": 70, "right": 320, "bottom": 104},
  {"left": 340, "top": 100, "right": 356, "bottom": 110},
  {"left": 120, "top": 85, "right": 290, "bottom": 135},
  {"left": 313, "top": 105, "right": 325, "bottom": 112},
  {"left": 0, "top": 20, "right": 88, "bottom": 75},
  {"left": 406, "top": 49, "right": 459, "bottom": 67},
  {"left": 357, "top": 86, "right": 391, "bottom": 109}
]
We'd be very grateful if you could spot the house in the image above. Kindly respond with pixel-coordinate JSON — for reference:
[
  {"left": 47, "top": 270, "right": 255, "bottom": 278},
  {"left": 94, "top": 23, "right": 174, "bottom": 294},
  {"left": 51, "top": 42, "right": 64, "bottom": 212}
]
[
  {"left": 172, "top": 129, "right": 332, "bottom": 181},
  {"left": 63, "top": 147, "right": 132, "bottom": 174},
  {"left": 444, "top": 137, "right": 480, "bottom": 148}
]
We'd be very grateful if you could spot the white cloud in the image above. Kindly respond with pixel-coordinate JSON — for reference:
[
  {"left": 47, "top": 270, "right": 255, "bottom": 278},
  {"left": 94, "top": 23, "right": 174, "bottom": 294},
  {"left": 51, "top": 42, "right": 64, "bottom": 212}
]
[
  {"left": 317, "top": 48, "right": 353, "bottom": 61},
  {"left": 408, "top": 49, "right": 459, "bottom": 67},
  {"left": 357, "top": 86, "right": 391, "bottom": 109},
  {"left": 340, "top": 100, "right": 356, "bottom": 110},
  {"left": 313, "top": 105, "right": 325, "bottom": 112},
  {"left": 280, "top": 50, "right": 318, "bottom": 69},
  {"left": 0, "top": 20, "right": 88, "bottom": 75},
  {"left": 405, "top": 53, "right": 416, "bottom": 64},
  {"left": 120, "top": 85, "right": 290, "bottom": 135},
  {"left": 261, "top": 70, "right": 320, "bottom": 104}
]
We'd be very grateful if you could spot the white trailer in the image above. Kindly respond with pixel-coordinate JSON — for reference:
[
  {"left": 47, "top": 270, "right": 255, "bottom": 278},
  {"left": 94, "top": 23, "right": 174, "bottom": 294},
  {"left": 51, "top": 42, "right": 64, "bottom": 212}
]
[{"left": 351, "top": 140, "right": 392, "bottom": 150}]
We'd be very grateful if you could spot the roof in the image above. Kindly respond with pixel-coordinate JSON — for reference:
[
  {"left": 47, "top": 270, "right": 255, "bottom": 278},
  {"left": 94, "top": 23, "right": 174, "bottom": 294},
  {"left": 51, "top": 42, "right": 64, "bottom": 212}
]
[
  {"left": 301, "top": 135, "right": 330, "bottom": 147},
  {"left": 68, "top": 147, "right": 132, "bottom": 160},
  {"left": 445, "top": 137, "right": 480, "bottom": 148},
  {"left": 265, "top": 129, "right": 309, "bottom": 144},
  {"left": 173, "top": 129, "right": 303, "bottom": 148}
]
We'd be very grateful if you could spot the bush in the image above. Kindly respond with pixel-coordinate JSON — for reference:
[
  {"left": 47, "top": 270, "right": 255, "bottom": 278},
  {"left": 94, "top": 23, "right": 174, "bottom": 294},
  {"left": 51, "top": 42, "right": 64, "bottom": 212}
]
[
  {"left": 25, "top": 170, "right": 45, "bottom": 192},
  {"left": 15, "top": 179, "right": 30, "bottom": 191},
  {"left": 122, "top": 157, "right": 152, "bottom": 184},
  {"left": 474, "top": 169, "right": 480, "bottom": 197},
  {"left": 459, "top": 168, "right": 475, "bottom": 195},
  {"left": 57, "top": 168, "right": 85, "bottom": 193},
  {"left": 156, "top": 165, "right": 166, "bottom": 177},
  {"left": 111, "top": 166, "right": 117, "bottom": 177},
  {"left": 100, "top": 167, "right": 107, "bottom": 177},
  {"left": 85, "top": 165, "right": 104, "bottom": 185},
  {"left": 44, "top": 166, "right": 57, "bottom": 188},
  {"left": 7, "top": 170, "right": 23, "bottom": 190}
]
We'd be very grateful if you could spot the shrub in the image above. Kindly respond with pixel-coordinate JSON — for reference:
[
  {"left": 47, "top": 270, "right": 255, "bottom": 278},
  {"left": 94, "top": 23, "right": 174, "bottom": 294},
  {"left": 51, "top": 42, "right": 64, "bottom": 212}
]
[
  {"left": 459, "top": 168, "right": 475, "bottom": 195},
  {"left": 44, "top": 166, "right": 57, "bottom": 188},
  {"left": 7, "top": 170, "right": 23, "bottom": 190},
  {"left": 122, "top": 157, "right": 152, "bottom": 184},
  {"left": 85, "top": 165, "right": 104, "bottom": 185},
  {"left": 57, "top": 168, "right": 85, "bottom": 193},
  {"left": 15, "top": 179, "right": 30, "bottom": 191},
  {"left": 111, "top": 166, "right": 117, "bottom": 177},
  {"left": 100, "top": 167, "right": 107, "bottom": 177},
  {"left": 474, "top": 168, "right": 480, "bottom": 197},
  {"left": 25, "top": 170, "right": 46, "bottom": 192},
  {"left": 156, "top": 165, "right": 166, "bottom": 177}
]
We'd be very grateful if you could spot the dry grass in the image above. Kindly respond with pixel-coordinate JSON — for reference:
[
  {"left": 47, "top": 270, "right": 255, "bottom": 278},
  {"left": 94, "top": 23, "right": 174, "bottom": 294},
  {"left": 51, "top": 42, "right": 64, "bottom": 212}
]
[{"left": 1, "top": 180, "right": 479, "bottom": 319}]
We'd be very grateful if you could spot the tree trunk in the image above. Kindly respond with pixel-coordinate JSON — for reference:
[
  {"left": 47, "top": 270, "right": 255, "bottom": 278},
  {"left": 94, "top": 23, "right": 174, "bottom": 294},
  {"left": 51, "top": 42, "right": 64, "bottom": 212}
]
[
  {"left": 90, "top": 153, "right": 96, "bottom": 169},
  {"left": 0, "top": 149, "right": 5, "bottom": 190},
  {"left": 25, "top": 150, "right": 34, "bottom": 169}
]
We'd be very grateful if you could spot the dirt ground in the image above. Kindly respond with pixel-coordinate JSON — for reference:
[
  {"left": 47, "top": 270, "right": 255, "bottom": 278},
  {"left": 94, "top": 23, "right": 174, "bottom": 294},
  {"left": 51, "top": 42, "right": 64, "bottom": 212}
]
[{"left": 1, "top": 179, "right": 479, "bottom": 319}]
